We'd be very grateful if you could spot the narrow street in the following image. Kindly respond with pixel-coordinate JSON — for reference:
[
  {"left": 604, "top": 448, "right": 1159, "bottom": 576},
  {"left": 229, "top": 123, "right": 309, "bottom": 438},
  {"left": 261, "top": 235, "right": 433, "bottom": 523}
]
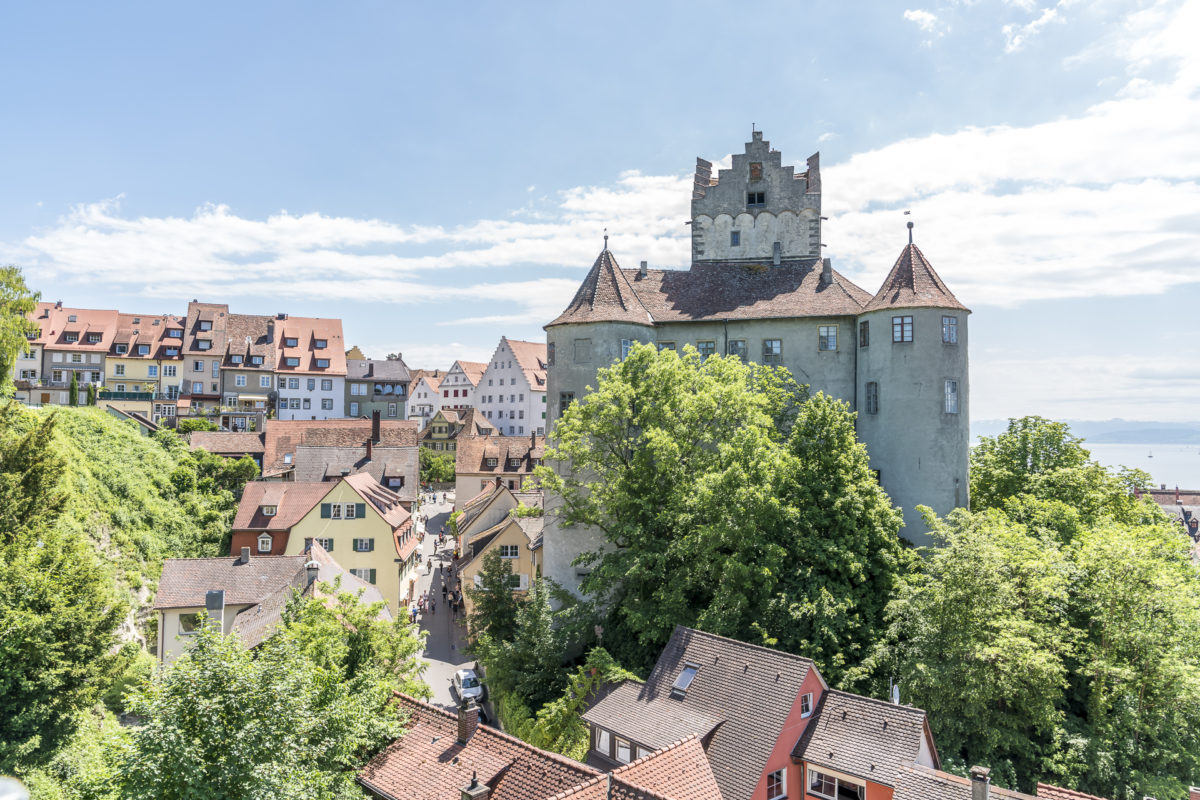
[{"left": 409, "top": 492, "right": 476, "bottom": 714}]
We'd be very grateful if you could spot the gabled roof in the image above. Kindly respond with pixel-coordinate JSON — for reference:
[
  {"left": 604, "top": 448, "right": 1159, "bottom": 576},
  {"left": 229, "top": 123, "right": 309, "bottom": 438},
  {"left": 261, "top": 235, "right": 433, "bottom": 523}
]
[
  {"left": 184, "top": 301, "right": 229, "bottom": 354},
  {"left": 291, "top": 444, "right": 417, "bottom": 502},
  {"left": 343, "top": 472, "right": 411, "bottom": 529},
  {"left": 505, "top": 338, "right": 549, "bottom": 389},
  {"left": 584, "top": 626, "right": 819, "bottom": 800},
  {"left": 862, "top": 243, "right": 968, "bottom": 313},
  {"left": 453, "top": 360, "right": 489, "bottom": 387},
  {"left": 411, "top": 370, "right": 445, "bottom": 392},
  {"left": 28, "top": 303, "right": 121, "bottom": 350},
  {"left": 359, "top": 694, "right": 599, "bottom": 800},
  {"left": 547, "top": 249, "right": 654, "bottom": 328},
  {"left": 792, "top": 689, "right": 936, "bottom": 786},
  {"left": 189, "top": 431, "right": 265, "bottom": 457},
  {"left": 111, "top": 313, "right": 186, "bottom": 360},
  {"left": 346, "top": 357, "right": 410, "bottom": 382},
  {"left": 894, "top": 765, "right": 1038, "bottom": 800},
  {"left": 232, "top": 481, "right": 336, "bottom": 531},
  {"left": 274, "top": 316, "right": 347, "bottom": 375},
  {"left": 260, "top": 418, "right": 418, "bottom": 474},
  {"left": 1036, "top": 783, "right": 1111, "bottom": 800},
  {"left": 548, "top": 736, "right": 724, "bottom": 800},
  {"left": 153, "top": 553, "right": 307, "bottom": 610},
  {"left": 455, "top": 435, "right": 545, "bottom": 476},
  {"left": 223, "top": 313, "right": 277, "bottom": 369}
]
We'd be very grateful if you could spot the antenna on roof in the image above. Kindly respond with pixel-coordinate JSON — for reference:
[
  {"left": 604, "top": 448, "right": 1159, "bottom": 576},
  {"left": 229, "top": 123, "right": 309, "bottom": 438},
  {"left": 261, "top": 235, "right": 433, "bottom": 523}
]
[{"left": 751, "top": 122, "right": 755, "bottom": 134}]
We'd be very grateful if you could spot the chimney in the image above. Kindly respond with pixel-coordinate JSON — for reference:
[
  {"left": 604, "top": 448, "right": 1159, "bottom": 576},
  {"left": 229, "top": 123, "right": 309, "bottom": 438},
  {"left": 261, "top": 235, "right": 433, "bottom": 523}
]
[
  {"left": 639, "top": 260, "right": 648, "bottom": 277},
  {"left": 821, "top": 258, "right": 833, "bottom": 287},
  {"left": 457, "top": 699, "right": 480, "bottom": 745},
  {"left": 366, "top": 437, "right": 373, "bottom": 460},
  {"left": 1177, "top": 486, "right": 1181, "bottom": 504},
  {"left": 969, "top": 766, "right": 990, "bottom": 800},
  {"left": 305, "top": 559, "right": 320, "bottom": 587},
  {"left": 55, "top": 300, "right": 63, "bottom": 309},
  {"left": 372, "top": 410, "right": 381, "bottom": 443},
  {"left": 460, "top": 770, "right": 490, "bottom": 800},
  {"left": 240, "top": 546, "right": 251, "bottom": 563}
]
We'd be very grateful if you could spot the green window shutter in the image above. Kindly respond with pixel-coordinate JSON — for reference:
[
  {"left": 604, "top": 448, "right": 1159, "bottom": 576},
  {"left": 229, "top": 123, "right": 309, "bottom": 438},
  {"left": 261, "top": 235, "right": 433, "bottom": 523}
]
[
  {"left": 369, "top": 569, "right": 377, "bottom": 584},
  {"left": 368, "top": 538, "right": 375, "bottom": 552},
  {"left": 356, "top": 502, "right": 366, "bottom": 518},
  {"left": 325, "top": 538, "right": 332, "bottom": 552},
  {"left": 320, "top": 503, "right": 331, "bottom": 519}
]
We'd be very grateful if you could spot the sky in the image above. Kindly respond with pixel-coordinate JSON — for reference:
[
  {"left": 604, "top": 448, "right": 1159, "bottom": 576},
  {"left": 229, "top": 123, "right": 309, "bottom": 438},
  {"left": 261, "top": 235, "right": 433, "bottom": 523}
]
[{"left": 2, "top": 0, "right": 1198, "bottom": 423}]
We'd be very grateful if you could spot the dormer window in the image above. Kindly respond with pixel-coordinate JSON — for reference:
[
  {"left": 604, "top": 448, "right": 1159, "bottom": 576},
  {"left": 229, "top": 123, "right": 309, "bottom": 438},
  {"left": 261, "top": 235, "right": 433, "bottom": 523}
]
[
  {"left": 257, "top": 534, "right": 272, "bottom": 553},
  {"left": 671, "top": 663, "right": 699, "bottom": 698},
  {"left": 285, "top": 337, "right": 298, "bottom": 347},
  {"left": 314, "top": 339, "right": 327, "bottom": 349},
  {"left": 168, "top": 328, "right": 183, "bottom": 338},
  {"left": 137, "top": 344, "right": 150, "bottom": 355},
  {"left": 25, "top": 330, "right": 38, "bottom": 340},
  {"left": 231, "top": 354, "right": 243, "bottom": 364},
  {"left": 199, "top": 320, "right": 212, "bottom": 331},
  {"left": 165, "top": 347, "right": 179, "bottom": 356},
  {"left": 250, "top": 355, "right": 263, "bottom": 365},
  {"left": 64, "top": 333, "right": 79, "bottom": 343},
  {"left": 800, "top": 692, "right": 813, "bottom": 717},
  {"left": 485, "top": 457, "right": 498, "bottom": 468},
  {"left": 261, "top": 505, "right": 277, "bottom": 516},
  {"left": 508, "top": 458, "right": 520, "bottom": 469},
  {"left": 283, "top": 453, "right": 293, "bottom": 464},
  {"left": 87, "top": 333, "right": 102, "bottom": 343},
  {"left": 68, "top": 315, "right": 77, "bottom": 323},
  {"left": 285, "top": 357, "right": 299, "bottom": 367},
  {"left": 315, "top": 358, "right": 330, "bottom": 368},
  {"left": 197, "top": 340, "right": 212, "bottom": 351},
  {"left": 115, "top": 344, "right": 128, "bottom": 355}
]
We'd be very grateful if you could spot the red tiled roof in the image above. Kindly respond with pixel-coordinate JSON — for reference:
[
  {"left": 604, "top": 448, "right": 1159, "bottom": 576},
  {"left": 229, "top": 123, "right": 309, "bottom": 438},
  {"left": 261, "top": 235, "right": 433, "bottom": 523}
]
[
  {"left": 1036, "top": 783, "right": 1111, "bottom": 800},
  {"left": 611, "top": 736, "right": 723, "bottom": 800},
  {"left": 862, "top": 243, "right": 968, "bottom": 313},
  {"left": 275, "top": 316, "right": 347, "bottom": 375},
  {"left": 343, "top": 472, "right": 411, "bottom": 529},
  {"left": 547, "top": 249, "right": 654, "bottom": 327},
  {"left": 455, "top": 435, "right": 545, "bottom": 477},
  {"left": 223, "top": 313, "right": 277, "bottom": 369},
  {"left": 112, "top": 313, "right": 186, "bottom": 360},
  {"left": 453, "top": 360, "right": 488, "bottom": 387},
  {"left": 28, "top": 303, "right": 121, "bottom": 350},
  {"left": 261, "top": 418, "right": 418, "bottom": 473},
  {"left": 189, "top": 431, "right": 265, "bottom": 457},
  {"left": 506, "top": 338, "right": 548, "bottom": 390},
  {"left": 153, "top": 553, "right": 306, "bottom": 610},
  {"left": 232, "top": 481, "right": 335, "bottom": 531},
  {"left": 359, "top": 695, "right": 598, "bottom": 800},
  {"left": 895, "top": 765, "right": 1038, "bottom": 800},
  {"left": 184, "top": 301, "right": 229, "bottom": 355}
]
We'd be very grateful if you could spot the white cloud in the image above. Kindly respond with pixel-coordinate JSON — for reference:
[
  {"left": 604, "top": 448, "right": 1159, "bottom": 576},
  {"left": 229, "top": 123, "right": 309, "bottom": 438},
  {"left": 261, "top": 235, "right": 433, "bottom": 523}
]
[
  {"left": 904, "top": 8, "right": 940, "bottom": 32},
  {"left": 1002, "top": 5, "right": 1061, "bottom": 52}
]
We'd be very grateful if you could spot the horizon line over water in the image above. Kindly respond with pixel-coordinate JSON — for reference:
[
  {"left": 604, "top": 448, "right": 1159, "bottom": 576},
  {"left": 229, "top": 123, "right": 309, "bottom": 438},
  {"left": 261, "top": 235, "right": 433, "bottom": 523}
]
[{"left": 1086, "top": 444, "right": 1200, "bottom": 490}]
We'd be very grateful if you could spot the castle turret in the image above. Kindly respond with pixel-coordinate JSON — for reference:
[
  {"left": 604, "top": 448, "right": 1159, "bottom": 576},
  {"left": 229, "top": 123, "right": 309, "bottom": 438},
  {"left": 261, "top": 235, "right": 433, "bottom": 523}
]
[{"left": 855, "top": 230, "right": 970, "bottom": 541}]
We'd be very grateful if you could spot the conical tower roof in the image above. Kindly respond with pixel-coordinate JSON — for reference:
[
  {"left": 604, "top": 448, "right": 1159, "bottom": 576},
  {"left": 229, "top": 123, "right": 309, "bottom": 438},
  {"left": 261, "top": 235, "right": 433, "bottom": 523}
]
[
  {"left": 863, "top": 243, "right": 968, "bottom": 313},
  {"left": 546, "top": 249, "right": 654, "bottom": 327}
]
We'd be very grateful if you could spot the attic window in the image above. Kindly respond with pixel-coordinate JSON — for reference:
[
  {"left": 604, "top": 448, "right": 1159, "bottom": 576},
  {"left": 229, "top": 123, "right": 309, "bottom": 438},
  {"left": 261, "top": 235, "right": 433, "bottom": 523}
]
[
  {"left": 283, "top": 453, "right": 293, "bottom": 464},
  {"left": 261, "top": 505, "right": 277, "bottom": 516},
  {"left": 68, "top": 315, "right": 77, "bottom": 323},
  {"left": 747, "top": 191, "right": 765, "bottom": 207},
  {"left": 231, "top": 354, "right": 244, "bottom": 364},
  {"left": 285, "top": 357, "right": 300, "bottom": 367},
  {"left": 257, "top": 534, "right": 272, "bottom": 553},
  {"left": 137, "top": 344, "right": 150, "bottom": 355},
  {"left": 250, "top": 355, "right": 263, "bottom": 365},
  {"left": 87, "top": 333, "right": 103, "bottom": 343},
  {"left": 508, "top": 458, "right": 520, "bottom": 468},
  {"left": 316, "top": 358, "right": 330, "bottom": 368},
  {"left": 64, "top": 332, "right": 79, "bottom": 343},
  {"left": 285, "top": 337, "right": 299, "bottom": 347},
  {"left": 197, "top": 339, "right": 212, "bottom": 351},
  {"left": 115, "top": 344, "right": 128, "bottom": 355},
  {"left": 800, "top": 692, "right": 813, "bottom": 717},
  {"left": 314, "top": 339, "right": 327, "bottom": 349},
  {"left": 671, "top": 664, "right": 699, "bottom": 698},
  {"left": 168, "top": 329, "right": 183, "bottom": 338},
  {"left": 486, "top": 457, "right": 498, "bottom": 468},
  {"left": 199, "top": 320, "right": 212, "bottom": 331}
]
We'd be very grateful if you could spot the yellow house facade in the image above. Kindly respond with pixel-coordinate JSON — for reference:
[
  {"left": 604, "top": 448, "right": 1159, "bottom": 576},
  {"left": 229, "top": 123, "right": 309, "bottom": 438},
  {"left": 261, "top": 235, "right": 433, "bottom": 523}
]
[
  {"left": 459, "top": 515, "right": 543, "bottom": 620},
  {"left": 100, "top": 313, "right": 186, "bottom": 419}
]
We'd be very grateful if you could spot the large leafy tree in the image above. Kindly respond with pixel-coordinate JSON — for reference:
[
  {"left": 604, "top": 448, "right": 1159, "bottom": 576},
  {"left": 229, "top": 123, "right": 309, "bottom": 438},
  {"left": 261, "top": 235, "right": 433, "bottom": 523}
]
[
  {"left": 0, "top": 265, "right": 39, "bottom": 398},
  {"left": 466, "top": 548, "right": 524, "bottom": 643},
  {"left": 0, "top": 406, "right": 127, "bottom": 772},
  {"left": 539, "top": 343, "right": 906, "bottom": 678},
  {"left": 419, "top": 447, "right": 455, "bottom": 483}
]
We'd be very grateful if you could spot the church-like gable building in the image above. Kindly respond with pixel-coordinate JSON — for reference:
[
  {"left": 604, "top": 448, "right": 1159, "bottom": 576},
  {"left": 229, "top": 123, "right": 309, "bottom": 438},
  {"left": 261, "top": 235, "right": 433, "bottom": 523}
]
[{"left": 543, "top": 131, "right": 969, "bottom": 596}]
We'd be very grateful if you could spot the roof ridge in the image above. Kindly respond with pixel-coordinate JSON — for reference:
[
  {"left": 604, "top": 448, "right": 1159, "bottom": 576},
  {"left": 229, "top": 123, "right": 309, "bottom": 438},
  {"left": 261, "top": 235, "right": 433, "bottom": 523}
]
[
  {"left": 671, "top": 624, "right": 817, "bottom": 668},
  {"left": 825, "top": 688, "right": 927, "bottom": 716},
  {"left": 611, "top": 734, "right": 698, "bottom": 775},
  {"left": 162, "top": 554, "right": 306, "bottom": 562}
]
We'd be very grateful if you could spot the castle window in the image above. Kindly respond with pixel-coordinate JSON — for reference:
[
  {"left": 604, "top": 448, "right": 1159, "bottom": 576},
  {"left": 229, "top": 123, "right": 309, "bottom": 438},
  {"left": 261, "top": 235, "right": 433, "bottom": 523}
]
[
  {"left": 658, "top": 341, "right": 675, "bottom": 351},
  {"left": 819, "top": 325, "right": 838, "bottom": 351},
  {"left": 747, "top": 191, "right": 765, "bottom": 207},
  {"left": 727, "top": 339, "right": 747, "bottom": 360},
  {"left": 942, "top": 315, "right": 958, "bottom": 344},
  {"left": 696, "top": 341, "right": 715, "bottom": 359},
  {"left": 892, "top": 316, "right": 913, "bottom": 343},
  {"left": 547, "top": 342, "right": 555, "bottom": 366},
  {"left": 944, "top": 380, "right": 959, "bottom": 414},
  {"left": 559, "top": 392, "right": 575, "bottom": 418},
  {"left": 730, "top": 231, "right": 741, "bottom": 247},
  {"left": 762, "top": 339, "right": 783, "bottom": 364},
  {"left": 866, "top": 382, "right": 879, "bottom": 415},
  {"left": 859, "top": 321, "right": 869, "bottom": 348},
  {"left": 620, "top": 339, "right": 633, "bottom": 360},
  {"left": 574, "top": 338, "right": 592, "bottom": 363}
]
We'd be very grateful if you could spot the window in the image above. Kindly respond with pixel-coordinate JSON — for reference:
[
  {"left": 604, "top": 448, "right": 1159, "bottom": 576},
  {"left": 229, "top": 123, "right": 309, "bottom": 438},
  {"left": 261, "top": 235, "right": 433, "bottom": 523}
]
[
  {"left": 658, "top": 341, "right": 675, "bottom": 351},
  {"left": 388, "top": 402, "right": 397, "bottom": 417},
  {"left": 314, "top": 537, "right": 333, "bottom": 552},
  {"left": 115, "top": 384, "right": 126, "bottom": 392},
  {"left": 696, "top": 340, "right": 715, "bottom": 359},
  {"left": 671, "top": 664, "right": 699, "bottom": 698},
  {"left": 168, "top": 329, "right": 183, "bottom": 338},
  {"left": 197, "top": 339, "right": 211, "bottom": 351},
  {"left": 86, "top": 332, "right": 102, "bottom": 344},
  {"left": 261, "top": 505, "right": 277, "bottom": 516},
  {"left": 321, "top": 378, "right": 332, "bottom": 391},
  {"left": 800, "top": 692, "right": 813, "bottom": 717},
  {"left": 595, "top": 728, "right": 611, "bottom": 755},
  {"left": 283, "top": 453, "right": 293, "bottom": 464},
  {"left": 166, "top": 347, "right": 179, "bottom": 356},
  {"left": 615, "top": 738, "right": 632, "bottom": 764},
  {"left": 70, "top": 353, "right": 82, "bottom": 363},
  {"left": 193, "top": 360, "right": 204, "bottom": 372},
  {"left": 285, "top": 337, "right": 298, "bottom": 347},
  {"left": 260, "top": 375, "right": 271, "bottom": 387},
  {"left": 945, "top": 380, "right": 959, "bottom": 414},
  {"left": 499, "top": 545, "right": 519, "bottom": 559},
  {"left": 289, "top": 398, "right": 300, "bottom": 409},
  {"left": 767, "top": 768, "right": 786, "bottom": 800},
  {"left": 507, "top": 457, "right": 520, "bottom": 468},
  {"left": 559, "top": 392, "right": 575, "bottom": 416},
  {"left": 730, "top": 230, "right": 741, "bottom": 246},
  {"left": 350, "top": 568, "right": 377, "bottom": 584},
  {"left": 91, "top": 371, "right": 101, "bottom": 383},
  {"left": 866, "top": 382, "right": 879, "bottom": 415},
  {"left": 353, "top": 538, "right": 374, "bottom": 552},
  {"left": 257, "top": 534, "right": 272, "bottom": 553},
  {"left": 285, "top": 357, "right": 300, "bottom": 367},
  {"left": 165, "top": 365, "right": 176, "bottom": 377},
  {"left": 179, "top": 613, "right": 202, "bottom": 635},
  {"left": 859, "top": 320, "right": 869, "bottom": 347},
  {"left": 486, "top": 457, "right": 498, "bottom": 467},
  {"left": 198, "top": 320, "right": 212, "bottom": 331},
  {"left": 809, "top": 769, "right": 863, "bottom": 800},
  {"left": 231, "top": 354, "right": 244, "bottom": 364},
  {"left": 351, "top": 383, "right": 366, "bottom": 395},
  {"left": 251, "top": 355, "right": 263, "bottom": 365},
  {"left": 314, "top": 339, "right": 327, "bottom": 349},
  {"left": 148, "top": 365, "right": 158, "bottom": 377},
  {"left": 115, "top": 364, "right": 125, "bottom": 376},
  {"left": 620, "top": 339, "right": 632, "bottom": 360},
  {"left": 306, "top": 378, "right": 316, "bottom": 390},
  {"left": 235, "top": 374, "right": 246, "bottom": 387},
  {"left": 53, "top": 370, "right": 64, "bottom": 382},
  {"left": 547, "top": 342, "right": 555, "bottom": 366},
  {"left": 137, "top": 344, "right": 150, "bottom": 355},
  {"left": 64, "top": 332, "right": 79, "bottom": 344},
  {"left": 67, "top": 315, "right": 77, "bottom": 323},
  {"left": 321, "top": 398, "right": 333, "bottom": 410},
  {"left": 942, "top": 315, "right": 958, "bottom": 344},
  {"left": 212, "top": 360, "right": 220, "bottom": 377},
  {"left": 506, "top": 573, "right": 526, "bottom": 589},
  {"left": 819, "top": 325, "right": 838, "bottom": 351},
  {"left": 348, "top": 401, "right": 359, "bottom": 417},
  {"left": 316, "top": 359, "right": 330, "bottom": 368},
  {"left": 331, "top": 503, "right": 343, "bottom": 520},
  {"left": 763, "top": 339, "right": 783, "bottom": 364},
  {"left": 892, "top": 315, "right": 913, "bottom": 342},
  {"left": 288, "top": 377, "right": 300, "bottom": 390},
  {"left": 727, "top": 339, "right": 747, "bottom": 359},
  {"left": 574, "top": 338, "right": 592, "bottom": 363},
  {"left": 302, "top": 398, "right": 311, "bottom": 409},
  {"left": 192, "top": 381, "right": 203, "bottom": 393},
  {"left": 115, "top": 344, "right": 128, "bottom": 355},
  {"left": 747, "top": 191, "right": 765, "bottom": 206}
]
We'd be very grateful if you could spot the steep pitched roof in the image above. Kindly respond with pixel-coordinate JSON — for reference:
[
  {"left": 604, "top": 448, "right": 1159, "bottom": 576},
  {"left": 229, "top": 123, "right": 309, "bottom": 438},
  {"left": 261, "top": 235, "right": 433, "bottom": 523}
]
[
  {"left": 584, "top": 626, "right": 819, "bottom": 800},
  {"left": 1036, "top": 783, "right": 1111, "bottom": 800},
  {"left": 260, "top": 418, "right": 418, "bottom": 474},
  {"left": 290, "top": 444, "right": 417, "bottom": 503},
  {"left": 583, "top": 680, "right": 723, "bottom": 753},
  {"left": 359, "top": 694, "right": 599, "bottom": 800},
  {"left": 274, "top": 316, "right": 347, "bottom": 375},
  {"left": 343, "top": 472, "right": 412, "bottom": 529},
  {"left": 346, "top": 357, "right": 410, "bottom": 382},
  {"left": 29, "top": 303, "right": 121, "bottom": 350},
  {"left": 223, "top": 313, "right": 277, "bottom": 369},
  {"left": 548, "top": 249, "right": 654, "bottom": 327},
  {"left": 453, "top": 360, "right": 489, "bottom": 387},
  {"left": 455, "top": 435, "right": 545, "bottom": 476},
  {"left": 506, "top": 338, "right": 549, "bottom": 390},
  {"left": 189, "top": 431, "right": 266, "bottom": 457},
  {"left": 894, "top": 766, "right": 1037, "bottom": 800},
  {"left": 232, "top": 481, "right": 336, "bottom": 531},
  {"left": 792, "top": 689, "right": 936, "bottom": 786},
  {"left": 548, "top": 736, "right": 724, "bottom": 800},
  {"left": 153, "top": 553, "right": 307, "bottom": 609},
  {"left": 863, "top": 243, "right": 968, "bottom": 313}
]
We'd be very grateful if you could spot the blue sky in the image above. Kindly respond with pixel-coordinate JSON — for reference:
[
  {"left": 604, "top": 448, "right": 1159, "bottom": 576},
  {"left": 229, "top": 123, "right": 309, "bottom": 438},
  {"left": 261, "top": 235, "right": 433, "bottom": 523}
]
[{"left": 2, "top": 0, "right": 1198, "bottom": 422}]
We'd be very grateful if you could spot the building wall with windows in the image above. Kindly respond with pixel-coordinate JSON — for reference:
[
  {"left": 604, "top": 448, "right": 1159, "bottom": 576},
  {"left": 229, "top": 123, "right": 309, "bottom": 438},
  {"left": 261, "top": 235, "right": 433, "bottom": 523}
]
[
  {"left": 477, "top": 338, "right": 548, "bottom": 436},
  {"left": 458, "top": 517, "right": 541, "bottom": 621},
  {"left": 273, "top": 316, "right": 347, "bottom": 421},
  {"left": 158, "top": 602, "right": 247, "bottom": 665},
  {"left": 407, "top": 372, "right": 444, "bottom": 430},
  {"left": 440, "top": 360, "right": 484, "bottom": 412},
  {"left": 345, "top": 357, "right": 410, "bottom": 421}
]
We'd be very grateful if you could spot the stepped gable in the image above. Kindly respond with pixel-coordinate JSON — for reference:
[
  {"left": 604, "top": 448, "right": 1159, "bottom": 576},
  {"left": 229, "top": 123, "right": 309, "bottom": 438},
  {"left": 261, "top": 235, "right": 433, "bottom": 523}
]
[
  {"left": 863, "top": 243, "right": 968, "bottom": 313},
  {"left": 625, "top": 260, "right": 870, "bottom": 323},
  {"left": 507, "top": 338, "right": 549, "bottom": 388},
  {"left": 548, "top": 249, "right": 654, "bottom": 327}
]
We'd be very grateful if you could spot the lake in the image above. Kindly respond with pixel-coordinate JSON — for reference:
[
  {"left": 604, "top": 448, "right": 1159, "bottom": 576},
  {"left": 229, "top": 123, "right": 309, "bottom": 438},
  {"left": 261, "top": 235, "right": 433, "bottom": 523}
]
[{"left": 1086, "top": 443, "right": 1200, "bottom": 489}]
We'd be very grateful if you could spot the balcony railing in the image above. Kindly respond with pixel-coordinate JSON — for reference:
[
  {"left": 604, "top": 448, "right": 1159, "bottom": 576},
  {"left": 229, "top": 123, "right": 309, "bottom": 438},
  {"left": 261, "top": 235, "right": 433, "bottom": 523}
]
[{"left": 99, "top": 391, "right": 154, "bottom": 401}]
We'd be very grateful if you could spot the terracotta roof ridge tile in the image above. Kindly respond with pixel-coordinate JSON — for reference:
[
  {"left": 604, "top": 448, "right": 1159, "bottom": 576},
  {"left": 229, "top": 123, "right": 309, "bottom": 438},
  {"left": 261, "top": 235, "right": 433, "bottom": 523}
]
[{"left": 670, "top": 624, "right": 818, "bottom": 668}]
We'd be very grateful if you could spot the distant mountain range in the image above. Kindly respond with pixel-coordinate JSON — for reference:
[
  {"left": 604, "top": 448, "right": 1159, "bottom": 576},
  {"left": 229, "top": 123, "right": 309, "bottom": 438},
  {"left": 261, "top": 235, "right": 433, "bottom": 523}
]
[{"left": 973, "top": 419, "right": 1200, "bottom": 444}]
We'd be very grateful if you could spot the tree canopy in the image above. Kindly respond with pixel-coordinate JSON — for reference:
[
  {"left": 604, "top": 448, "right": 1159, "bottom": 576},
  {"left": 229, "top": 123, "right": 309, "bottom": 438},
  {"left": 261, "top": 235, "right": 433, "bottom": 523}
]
[
  {"left": 419, "top": 447, "right": 455, "bottom": 483},
  {"left": 0, "top": 265, "right": 39, "bottom": 398}
]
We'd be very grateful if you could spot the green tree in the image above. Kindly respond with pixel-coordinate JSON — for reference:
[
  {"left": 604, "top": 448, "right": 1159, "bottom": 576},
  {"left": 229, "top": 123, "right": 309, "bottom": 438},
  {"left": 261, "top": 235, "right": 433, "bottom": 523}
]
[
  {"left": 419, "top": 447, "right": 455, "bottom": 483},
  {"left": 466, "top": 549, "right": 524, "bottom": 643},
  {"left": 0, "top": 407, "right": 128, "bottom": 772},
  {"left": 177, "top": 417, "right": 217, "bottom": 433},
  {"left": 0, "top": 265, "right": 39, "bottom": 398},
  {"left": 862, "top": 507, "right": 1073, "bottom": 788},
  {"left": 539, "top": 343, "right": 905, "bottom": 678},
  {"left": 474, "top": 577, "right": 569, "bottom": 710},
  {"left": 122, "top": 618, "right": 409, "bottom": 800},
  {"left": 68, "top": 371, "right": 79, "bottom": 406},
  {"left": 86, "top": 382, "right": 97, "bottom": 405}
]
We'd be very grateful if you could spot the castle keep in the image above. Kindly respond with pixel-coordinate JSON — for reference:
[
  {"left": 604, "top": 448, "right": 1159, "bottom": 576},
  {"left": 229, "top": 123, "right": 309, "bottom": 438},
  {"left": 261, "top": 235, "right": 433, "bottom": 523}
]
[{"left": 544, "top": 131, "right": 970, "bottom": 595}]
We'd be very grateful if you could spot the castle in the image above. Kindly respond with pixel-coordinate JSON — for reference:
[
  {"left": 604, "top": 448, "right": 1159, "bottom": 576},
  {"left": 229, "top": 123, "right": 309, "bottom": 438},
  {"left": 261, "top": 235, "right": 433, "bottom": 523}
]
[{"left": 543, "top": 131, "right": 969, "bottom": 595}]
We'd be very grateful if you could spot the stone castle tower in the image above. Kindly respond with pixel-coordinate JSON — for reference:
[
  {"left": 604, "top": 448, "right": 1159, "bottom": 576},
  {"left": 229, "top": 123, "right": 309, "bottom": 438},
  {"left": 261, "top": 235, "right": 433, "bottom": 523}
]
[{"left": 543, "top": 132, "right": 969, "bottom": 597}]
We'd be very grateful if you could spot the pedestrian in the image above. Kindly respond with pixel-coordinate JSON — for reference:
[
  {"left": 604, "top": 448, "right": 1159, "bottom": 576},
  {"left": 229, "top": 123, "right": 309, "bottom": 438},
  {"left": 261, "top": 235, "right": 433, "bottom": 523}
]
[
  {"left": 429, "top": 595, "right": 436, "bottom": 615},
  {"left": 409, "top": 604, "right": 418, "bottom": 624},
  {"left": 441, "top": 582, "right": 448, "bottom": 601}
]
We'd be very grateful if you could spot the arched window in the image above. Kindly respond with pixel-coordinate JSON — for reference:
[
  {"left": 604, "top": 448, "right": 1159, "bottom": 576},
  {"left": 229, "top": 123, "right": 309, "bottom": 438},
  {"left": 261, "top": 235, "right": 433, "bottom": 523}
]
[{"left": 257, "top": 534, "right": 272, "bottom": 553}]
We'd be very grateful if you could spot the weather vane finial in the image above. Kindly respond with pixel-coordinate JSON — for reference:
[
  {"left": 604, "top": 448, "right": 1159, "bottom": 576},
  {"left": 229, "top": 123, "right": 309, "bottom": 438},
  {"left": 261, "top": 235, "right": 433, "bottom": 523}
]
[
  {"left": 603, "top": 228, "right": 608, "bottom": 251},
  {"left": 904, "top": 210, "right": 913, "bottom": 244}
]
